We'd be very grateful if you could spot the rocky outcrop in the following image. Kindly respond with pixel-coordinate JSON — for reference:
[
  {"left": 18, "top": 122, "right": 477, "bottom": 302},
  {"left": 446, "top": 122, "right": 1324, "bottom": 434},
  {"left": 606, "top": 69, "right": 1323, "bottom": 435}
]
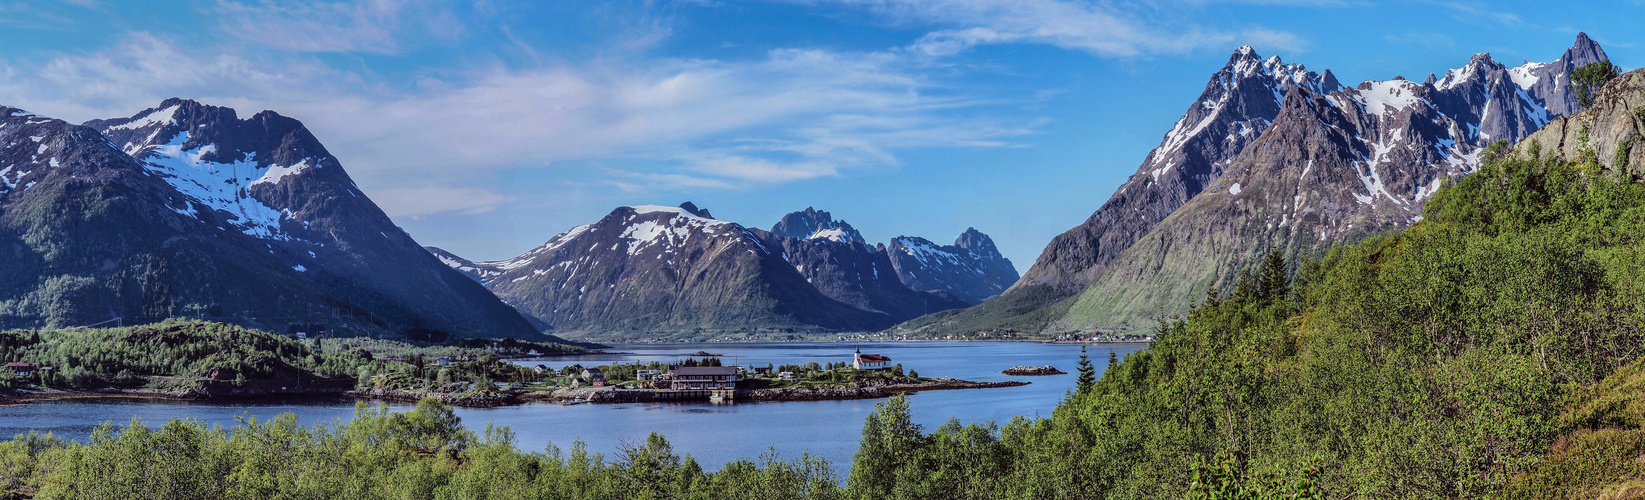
[
  {"left": 1002, "top": 365, "right": 1065, "bottom": 376},
  {"left": 1513, "top": 68, "right": 1645, "bottom": 172}
]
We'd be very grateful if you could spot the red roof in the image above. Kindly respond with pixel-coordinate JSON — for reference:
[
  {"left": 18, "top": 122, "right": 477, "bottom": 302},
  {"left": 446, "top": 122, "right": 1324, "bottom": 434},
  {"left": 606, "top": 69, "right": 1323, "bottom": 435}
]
[
  {"left": 6, "top": 362, "right": 35, "bottom": 368},
  {"left": 857, "top": 354, "right": 890, "bottom": 362}
]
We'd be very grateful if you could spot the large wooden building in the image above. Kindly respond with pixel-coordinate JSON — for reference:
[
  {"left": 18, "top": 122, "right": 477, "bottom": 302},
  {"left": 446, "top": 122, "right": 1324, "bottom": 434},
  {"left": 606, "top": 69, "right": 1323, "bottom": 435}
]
[{"left": 667, "top": 366, "right": 740, "bottom": 390}]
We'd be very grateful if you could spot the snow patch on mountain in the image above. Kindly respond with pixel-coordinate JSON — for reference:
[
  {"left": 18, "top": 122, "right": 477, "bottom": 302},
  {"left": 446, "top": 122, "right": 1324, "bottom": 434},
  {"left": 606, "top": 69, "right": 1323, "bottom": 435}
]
[
  {"left": 1509, "top": 61, "right": 1547, "bottom": 89},
  {"left": 142, "top": 132, "right": 293, "bottom": 240},
  {"left": 1357, "top": 80, "right": 1425, "bottom": 115}
]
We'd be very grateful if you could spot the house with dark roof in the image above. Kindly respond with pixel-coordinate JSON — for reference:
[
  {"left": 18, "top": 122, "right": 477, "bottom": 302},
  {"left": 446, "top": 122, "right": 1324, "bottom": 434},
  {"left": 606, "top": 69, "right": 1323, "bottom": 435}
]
[
  {"left": 667, "top": 366, "right": 740, "bottom": 390},
  {"left": 581, "top": 368, "right": 606, "bottom": 387}
]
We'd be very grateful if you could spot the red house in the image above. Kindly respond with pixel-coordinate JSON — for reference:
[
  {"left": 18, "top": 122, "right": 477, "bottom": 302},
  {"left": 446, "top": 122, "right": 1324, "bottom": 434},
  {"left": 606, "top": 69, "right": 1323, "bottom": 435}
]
[{"left": 6, "top": 362, "right": 36, "bottom": 377}]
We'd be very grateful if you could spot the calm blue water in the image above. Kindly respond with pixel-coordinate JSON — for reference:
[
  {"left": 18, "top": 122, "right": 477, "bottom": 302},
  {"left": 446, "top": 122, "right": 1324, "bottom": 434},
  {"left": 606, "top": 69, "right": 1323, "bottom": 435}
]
[{"left": 0, "top": 342, "right": 1144, "bottom": 471}]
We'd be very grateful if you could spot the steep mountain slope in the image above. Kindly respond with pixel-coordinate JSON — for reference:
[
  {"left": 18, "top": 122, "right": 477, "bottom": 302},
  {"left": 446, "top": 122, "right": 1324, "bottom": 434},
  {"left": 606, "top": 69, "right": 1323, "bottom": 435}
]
[
  {"left": 0, "top": 107, "right": 343, "bottom": 333},
  {"left": 0, "top": 100, "right": 546, "bottom": 340},
  {"left": 887, "top": 229, "right": 1019, "bottom": 304},
  {"left": 899, "top": 46, "right": 1340, "bottom": 334},
  {"left": 1054, "top": 35, "right": 1608, "bottom": 332}
]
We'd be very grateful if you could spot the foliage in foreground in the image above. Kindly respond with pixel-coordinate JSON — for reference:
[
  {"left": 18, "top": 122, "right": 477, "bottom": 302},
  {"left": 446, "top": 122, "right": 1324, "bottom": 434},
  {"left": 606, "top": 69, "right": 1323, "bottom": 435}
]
[
  {"left": 839, "top": 142, "right": 1645, "bottom": 498},
  {"left": 0, "top": 399, "right": 841, "bottom": 500}
]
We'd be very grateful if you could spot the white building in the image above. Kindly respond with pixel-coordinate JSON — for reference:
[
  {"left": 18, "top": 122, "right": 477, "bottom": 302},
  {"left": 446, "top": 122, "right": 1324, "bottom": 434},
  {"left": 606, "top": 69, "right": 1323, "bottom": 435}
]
[{"left": 852, "top": 348, "right": 890, "bottom": 370}]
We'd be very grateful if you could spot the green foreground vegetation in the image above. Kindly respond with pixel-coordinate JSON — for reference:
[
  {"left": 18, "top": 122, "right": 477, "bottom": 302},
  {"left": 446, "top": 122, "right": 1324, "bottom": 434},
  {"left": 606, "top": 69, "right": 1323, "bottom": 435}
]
[
  {"left": 0, "top": 399, "right": 843, "bottom": 499},
  {"left": 9, "top": 125, "right": 1645, "bottom": 497}
]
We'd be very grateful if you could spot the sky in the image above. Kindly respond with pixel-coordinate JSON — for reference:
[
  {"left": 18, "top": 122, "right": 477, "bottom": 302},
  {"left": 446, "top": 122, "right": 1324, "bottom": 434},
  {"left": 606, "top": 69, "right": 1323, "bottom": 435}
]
[{"left": 0, "top": 1, "right": 1641, "bottom": 270}]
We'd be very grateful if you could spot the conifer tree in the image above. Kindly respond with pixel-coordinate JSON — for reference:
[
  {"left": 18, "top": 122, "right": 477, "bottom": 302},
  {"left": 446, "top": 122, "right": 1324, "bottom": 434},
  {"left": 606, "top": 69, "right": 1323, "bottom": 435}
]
[
  {"left": 1573, "top": 60, "right": 1621, "bottom": 109},
  {"left": 1076, "top": 346, "right": 1096, "bottom": 393}
]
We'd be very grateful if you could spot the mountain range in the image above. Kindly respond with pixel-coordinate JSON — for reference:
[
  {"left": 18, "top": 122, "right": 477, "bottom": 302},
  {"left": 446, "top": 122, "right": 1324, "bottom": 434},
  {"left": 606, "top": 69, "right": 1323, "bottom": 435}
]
[
  {"left": 0, "top": 99, "right": 553, "bottom": 342},
  {"left": 899, "top": 33, "right": 1608, "bottom": 335},
  {"left": 430, "top": 205, "right": 1016, "bottom": 340}
]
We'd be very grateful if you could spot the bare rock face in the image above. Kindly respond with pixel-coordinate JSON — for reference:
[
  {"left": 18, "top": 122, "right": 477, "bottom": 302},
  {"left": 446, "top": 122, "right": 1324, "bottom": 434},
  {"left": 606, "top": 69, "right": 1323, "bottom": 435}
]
[{"left": 1513, "top": 68, "right": 1645, "bottom": 172}]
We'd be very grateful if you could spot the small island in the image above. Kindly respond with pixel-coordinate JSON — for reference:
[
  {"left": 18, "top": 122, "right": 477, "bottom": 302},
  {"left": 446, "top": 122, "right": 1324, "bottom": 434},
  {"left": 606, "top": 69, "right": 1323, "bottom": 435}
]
[
  {"left": 0, "top": 321, "right": 1024, "bottom": 408},
  {"left": 1002, "top": 365, "right": 1065, "bottom": 376},
  {"left": 519, "top": 347, "right": 1025, "bottom": 405}
]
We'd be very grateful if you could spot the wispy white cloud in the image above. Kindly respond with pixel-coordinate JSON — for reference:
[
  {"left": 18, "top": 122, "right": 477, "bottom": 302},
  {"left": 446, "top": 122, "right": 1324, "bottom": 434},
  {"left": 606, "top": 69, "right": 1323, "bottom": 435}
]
[
  {"left": 0, "top": 33, "right": 1033, "bottom": 217},
  {"left": 211, "top": 0, "right": 467, "bottom": 54},
  {"left": 1424, "top": 1, "right": 1523, "bottom": 28},
  {"left": 816, "top": 0, "right": 1309, "bottom": 57}
]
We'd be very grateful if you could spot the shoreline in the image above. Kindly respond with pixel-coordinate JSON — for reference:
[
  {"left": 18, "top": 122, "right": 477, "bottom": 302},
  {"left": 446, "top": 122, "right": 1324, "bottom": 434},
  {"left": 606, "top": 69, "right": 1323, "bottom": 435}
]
[
  {"left": 519, "top": 378, "right": 1029, "bottom": 404},
  {"left": 0, "top": 378, "right": 1028, "bottom": 409}
]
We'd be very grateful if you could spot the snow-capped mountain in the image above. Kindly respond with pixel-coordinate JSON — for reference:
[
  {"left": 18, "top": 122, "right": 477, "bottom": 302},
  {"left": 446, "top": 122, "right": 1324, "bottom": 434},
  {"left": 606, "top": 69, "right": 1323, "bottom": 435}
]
[
  {"left": 1053, "top": 34, "right": 1609, "bottom": 332},
  {"left": 887, "top": 228, "right": 1018, "bottom": 305},
  {"left": 769, "top": 208, "right": 968, "bottom": 321},
  {"left": 437, "top": 203, "right": 966, "bottom": 339},
  {"left": 770, "top": 207, "right": 866, "bottom": 244},
  {"left": 0, "top": 99, "right": 546, "bottom": 340},
  {"left": 904, "top": 33, "right": 1607, "bottom": 336},
  {"left": 1013, "top": 46, "right": 1343, "bottom": 297}
]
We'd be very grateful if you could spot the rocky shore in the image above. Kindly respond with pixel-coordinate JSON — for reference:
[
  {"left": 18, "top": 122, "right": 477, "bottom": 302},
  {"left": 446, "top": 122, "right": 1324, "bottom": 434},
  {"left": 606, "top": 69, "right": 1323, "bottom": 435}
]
[{"left": 1002, "top": 365, "right": 1066, "bottom": 376}]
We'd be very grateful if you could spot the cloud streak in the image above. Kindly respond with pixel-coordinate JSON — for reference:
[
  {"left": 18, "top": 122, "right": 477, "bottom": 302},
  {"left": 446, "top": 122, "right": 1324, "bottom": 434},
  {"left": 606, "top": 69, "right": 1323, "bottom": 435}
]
[
  {"left": 211, "top": 0, "right": 467, "bottom": 54},
  {"left": 0, "top": 32, "right": 1033, "bottom": 217},
  {"left": 817, "top": 0, "right": 1308, "bottom": 57}
]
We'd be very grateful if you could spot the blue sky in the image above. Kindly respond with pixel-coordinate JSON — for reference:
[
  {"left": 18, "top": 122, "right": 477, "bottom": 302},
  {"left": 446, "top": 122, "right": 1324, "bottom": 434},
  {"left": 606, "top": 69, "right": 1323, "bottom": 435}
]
[{"left": 1, "top": 1, "right": 1640, "bottom": 269}]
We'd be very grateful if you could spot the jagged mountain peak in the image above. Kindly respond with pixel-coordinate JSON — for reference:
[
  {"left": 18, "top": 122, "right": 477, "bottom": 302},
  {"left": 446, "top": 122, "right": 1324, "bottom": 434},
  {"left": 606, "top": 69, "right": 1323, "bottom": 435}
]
[
  {"left": 678, "top": 201, "right": 713, "bottom": 218},
  {"left": 771, "top": 207, "right": 865, "bottom": 244},
  {"left": 1007, "top": 44, "right": 1345, "bottom": 295},
  {"left": 1434, "top": 52, "right": 1505, "bottom": 91},
  {"left": 954, "top": 227, "right": 996, "bottom": 254},
  {"left": 1568, "top": 32, "right": 1605, "bottom": 63}
]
